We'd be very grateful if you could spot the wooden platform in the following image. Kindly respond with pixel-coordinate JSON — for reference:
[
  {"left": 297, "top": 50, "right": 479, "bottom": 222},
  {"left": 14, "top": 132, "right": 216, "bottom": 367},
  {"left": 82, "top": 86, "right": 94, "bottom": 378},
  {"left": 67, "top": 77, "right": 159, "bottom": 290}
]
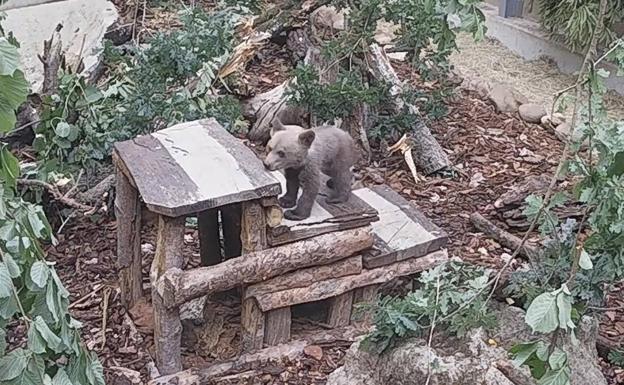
[
  {"left": 113, "top": 119, "right": 282, "bottom": 217},
  {"left": 267, "top": 171, "right": 379, "bottom": 246},
  {"left": 244, "top": 185, "right": 448, "bottom": 312}
]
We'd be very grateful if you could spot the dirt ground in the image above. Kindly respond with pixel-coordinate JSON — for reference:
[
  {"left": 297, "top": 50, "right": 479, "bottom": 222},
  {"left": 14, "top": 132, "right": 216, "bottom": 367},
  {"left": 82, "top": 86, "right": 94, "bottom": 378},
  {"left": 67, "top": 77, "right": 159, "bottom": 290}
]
[{"left": 14, "top": 3, "right": 624, "bottom": 385}]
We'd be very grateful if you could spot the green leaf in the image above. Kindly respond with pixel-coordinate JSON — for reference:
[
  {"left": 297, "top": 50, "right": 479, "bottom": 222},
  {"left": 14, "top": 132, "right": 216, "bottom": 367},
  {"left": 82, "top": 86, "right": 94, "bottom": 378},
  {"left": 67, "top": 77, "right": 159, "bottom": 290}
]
[
  {"left": 537, "top": 365, "right": 571, "bottom": 385},
  {"left": 27, "top": 326, "right": 46, "bottom": 354},
  {"left": 33, "top": 315, "right": 62, "bottom": 352},
  {"left": 30, "top": 261, "right": 50, "bottom": 288},
  {"left": 548, "top": 348, "right": 567, "bottom": 370},
  {"left": 525, "top": 291, "right": 559, "bottom": 333},
  {"left": 0, "top": 145, "right": 20, "bottom": 187},
  {"left": 0, "top": 70, "right": 29, "bottom": 132},
  {"left": 52, "top": 369, "right": 74, "bottom": 385},
  {"left": 3, "top": 253, "right": 20, "bottom": 278},
  {"left": 0, "top": 38, "right": 20, "bottom": 76},
  {"left": 510, "top": 341, "right": 539, "bottom": 366},
  {"left": 54, "top": 122, "right": 71, "bottom": 138},
  {"left": 0, "top": 347, "right": 30, "bottom": 381},
  {"left": 46, "top": 280, "right": 59, "bottom": 323},
  {"left": 0, "top": 262, "right": 13, "bottom": 298},
  {"left": 579, "top": 249, "right": 593, "bottom": 270},
  {"left": 9, "top": 353, "right": 46, "bottom": 385},
  {"left": 607, "top": 152, "right": 624, "bottom": 177},
  {"left": 87, "top": 356, "right": 105, "bottom": 385},
  {"left": 27, "top": 209, "right": 46, "bottom": 238},
  {"left": 556, "top": 289, "right": 574, "bottom": 331}
]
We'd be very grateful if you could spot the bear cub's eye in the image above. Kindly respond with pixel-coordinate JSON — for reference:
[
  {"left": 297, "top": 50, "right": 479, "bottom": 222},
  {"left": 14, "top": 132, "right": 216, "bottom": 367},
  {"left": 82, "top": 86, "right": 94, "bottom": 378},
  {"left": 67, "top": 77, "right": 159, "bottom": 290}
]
[{"left": 277, "top": 150, "right": 285, "bottom": 158}]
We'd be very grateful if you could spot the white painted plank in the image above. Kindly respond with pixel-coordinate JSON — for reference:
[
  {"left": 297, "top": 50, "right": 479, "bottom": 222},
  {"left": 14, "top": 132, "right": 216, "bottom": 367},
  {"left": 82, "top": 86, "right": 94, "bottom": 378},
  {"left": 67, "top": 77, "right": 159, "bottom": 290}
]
[
  {"left": 152, "top": 122, "right": 255, "bottom": 201},
  {"left": 353, "top": 188, "right": 434, "bottom": 250}
]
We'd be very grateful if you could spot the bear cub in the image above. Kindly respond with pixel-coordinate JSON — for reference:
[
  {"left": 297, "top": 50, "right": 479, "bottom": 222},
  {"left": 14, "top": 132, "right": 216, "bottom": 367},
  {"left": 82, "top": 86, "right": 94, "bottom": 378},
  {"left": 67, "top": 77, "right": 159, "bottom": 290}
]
[{"left": 263, "top": 118, "right": 356, "bottom": 221}]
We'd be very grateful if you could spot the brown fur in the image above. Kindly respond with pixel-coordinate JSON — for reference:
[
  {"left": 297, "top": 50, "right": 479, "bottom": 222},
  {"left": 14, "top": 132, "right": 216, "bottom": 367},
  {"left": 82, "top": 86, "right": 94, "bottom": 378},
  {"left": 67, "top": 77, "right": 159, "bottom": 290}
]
[{"left": 263, "top": 118, "right": 356, "bottom": 220}]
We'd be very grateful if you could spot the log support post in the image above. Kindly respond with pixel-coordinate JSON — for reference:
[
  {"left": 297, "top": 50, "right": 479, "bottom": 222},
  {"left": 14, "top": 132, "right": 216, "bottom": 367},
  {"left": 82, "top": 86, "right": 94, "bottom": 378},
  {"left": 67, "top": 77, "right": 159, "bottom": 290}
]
[
  {"left": 115, "top": 166, "right": 142, "bottom": 309},
  {"left": 151, "top": 215, "right": 186, "bottom": 375},
  {"left": 221, "top": 203, "right": 242, "bottom": 259},
  {"left": 351, "top": 284, "right": 379, "bottom": 326},
  {"left": 198, "top": 209, "right": 221, "bottom": 266},
  {"left": 240, "top": 201, "right": 273, "bottom": 351},
  {"left": 327, "top": 291, "right": 354, "bottom": 327},
  {"left": 264, "top": 307, "right": 291, "bottom": 345}
]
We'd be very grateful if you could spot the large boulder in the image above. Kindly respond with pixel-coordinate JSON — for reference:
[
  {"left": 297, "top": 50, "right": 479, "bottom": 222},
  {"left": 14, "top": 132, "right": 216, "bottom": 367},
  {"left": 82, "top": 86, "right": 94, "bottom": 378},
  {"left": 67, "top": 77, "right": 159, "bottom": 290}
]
[
  {"left": 487, "top": 83, "right": 529, "bottom": 113},
  {"left": 3, "top": 0, "right": 119, "bottom": 93},
  {"left": 327, "top": 304, "right": 606, "bottom": 385},
  {"left": 519, "top": 103, "right": 547, "bottom": 123}
]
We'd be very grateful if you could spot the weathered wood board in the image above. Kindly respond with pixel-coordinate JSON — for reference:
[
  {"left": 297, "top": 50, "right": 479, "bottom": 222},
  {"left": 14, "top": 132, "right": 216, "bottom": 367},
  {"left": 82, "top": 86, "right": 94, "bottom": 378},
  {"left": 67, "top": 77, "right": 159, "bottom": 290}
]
[
  {"left": 353, "top": 185, "right": 448, "bottom": 268},
  {"left": 248, "top": 249, "right": 449, "bottom": 312},
  {"left": 267, "top": 171, "right": 378, "bottom": 246},
  {"left": 113, "top": 119, "right": 282, "bottom": 217}
]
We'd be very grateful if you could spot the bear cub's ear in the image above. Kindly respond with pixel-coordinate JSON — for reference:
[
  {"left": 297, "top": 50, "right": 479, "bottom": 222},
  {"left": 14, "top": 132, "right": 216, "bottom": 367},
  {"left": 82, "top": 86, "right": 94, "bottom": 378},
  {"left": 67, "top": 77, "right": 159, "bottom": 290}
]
[
  {"left": 298, "top": 129, "right": 315, "bottom": 148},
  {"left": 270, "top": 117, "right": 287, "bottom": 137}
]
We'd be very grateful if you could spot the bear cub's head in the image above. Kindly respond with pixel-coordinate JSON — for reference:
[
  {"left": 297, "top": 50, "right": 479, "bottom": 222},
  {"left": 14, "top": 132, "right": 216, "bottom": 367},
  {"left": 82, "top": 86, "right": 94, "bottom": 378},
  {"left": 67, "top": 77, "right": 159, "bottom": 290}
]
[{"left": 263, "top": 118, "right": 315, "bottom": 171}]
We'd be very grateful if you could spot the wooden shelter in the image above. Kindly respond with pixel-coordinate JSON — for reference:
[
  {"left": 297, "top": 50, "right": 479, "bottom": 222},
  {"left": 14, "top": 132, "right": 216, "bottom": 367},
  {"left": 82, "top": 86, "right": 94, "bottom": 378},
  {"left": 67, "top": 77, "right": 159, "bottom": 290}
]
[{"left": 113, "top": 119, "right": 448, "bottom": 380}]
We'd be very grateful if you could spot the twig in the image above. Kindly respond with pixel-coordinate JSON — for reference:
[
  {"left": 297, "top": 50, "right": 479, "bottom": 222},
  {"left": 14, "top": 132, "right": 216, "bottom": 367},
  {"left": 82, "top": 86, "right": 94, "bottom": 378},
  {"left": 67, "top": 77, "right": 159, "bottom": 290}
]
[
  {"left": 17, "top": 178, "right": 94, "bottom": 213},
  {"left": 63, "top": 169, "right": 83, "bottom": 198},
  {"left": 588, "top": 304, "right": 624, "bottom": 312},
  {"left": 69, "top": 284, "right": 105, "bottom": 309},
  {"left": 57, "top": 211, "right": 76, "bottom": 235},
  {"left": 424, "top": 275, "right": 441, "bottom": 385},
  {"left": 100, "top": 286, "right": 112, "bottom": 351}
]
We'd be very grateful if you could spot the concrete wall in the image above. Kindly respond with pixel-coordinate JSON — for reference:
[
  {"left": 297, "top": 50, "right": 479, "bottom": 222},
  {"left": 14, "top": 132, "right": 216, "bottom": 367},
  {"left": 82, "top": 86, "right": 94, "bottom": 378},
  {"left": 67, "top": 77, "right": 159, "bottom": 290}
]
[
  {"left": 480, "top": 3, "right": 624, "bottom": 96},
  {"left": 0, "top": 0, "right": 63, "bottom": 11}
]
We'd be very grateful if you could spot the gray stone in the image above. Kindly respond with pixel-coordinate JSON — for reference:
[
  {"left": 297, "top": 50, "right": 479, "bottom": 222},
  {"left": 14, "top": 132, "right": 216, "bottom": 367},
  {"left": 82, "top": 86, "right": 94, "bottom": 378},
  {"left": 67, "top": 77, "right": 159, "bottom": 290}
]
[
  {"left": 327, "top": 303, "right": 606, "bottom": 385},
  {"left": 3, "top": 0, "right": 119, "bottom": 93},
  {"left": 488, "top": 83, "right": 529, "bottom": 113},
  {"left": 519, "top": 103, "right": 547, "bottom": 123}
]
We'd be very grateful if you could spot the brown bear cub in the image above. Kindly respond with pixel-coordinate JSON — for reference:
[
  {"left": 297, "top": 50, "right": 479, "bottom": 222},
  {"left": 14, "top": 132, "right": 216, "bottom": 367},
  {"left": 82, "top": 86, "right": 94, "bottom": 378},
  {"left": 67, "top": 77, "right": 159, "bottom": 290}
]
[{"left": 263, "top": 118, "right": 356, "bottom": 220}]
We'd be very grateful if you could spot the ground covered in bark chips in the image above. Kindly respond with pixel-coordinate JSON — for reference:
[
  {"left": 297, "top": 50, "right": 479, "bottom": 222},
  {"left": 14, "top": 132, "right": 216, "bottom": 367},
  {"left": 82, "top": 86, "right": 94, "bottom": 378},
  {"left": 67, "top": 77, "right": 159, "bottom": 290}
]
[{"left": 39, "top": 74, "right": 624, "bottom": 384}]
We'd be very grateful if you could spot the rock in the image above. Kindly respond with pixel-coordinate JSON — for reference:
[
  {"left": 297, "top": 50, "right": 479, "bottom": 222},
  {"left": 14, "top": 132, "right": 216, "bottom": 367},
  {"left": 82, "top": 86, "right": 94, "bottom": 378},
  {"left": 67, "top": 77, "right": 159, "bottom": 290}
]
[
  {"left": 327, "top": 303, "right": 607, "bottom": 385},
  {"left": 487, "top": 84, "right": 528, "bottom": 113},
  {"left": 304, "top": 345, "right": 324, "bottom": 361},
  {"left": 518, "top": 103, "right": 547, "bottom": 123},
  {"left": 540, "top": 112, "right": 565, "bottom": 128},
  {"left": 555, "top": 122, "right": 588, "bottom": 147},
  {"left": 3, "top": 0, "right": 119, "bottom": 93}
]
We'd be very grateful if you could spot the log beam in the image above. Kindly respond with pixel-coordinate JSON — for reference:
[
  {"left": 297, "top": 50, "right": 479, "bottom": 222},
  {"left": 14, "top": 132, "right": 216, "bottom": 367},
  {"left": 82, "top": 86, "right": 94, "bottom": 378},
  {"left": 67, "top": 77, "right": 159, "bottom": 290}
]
[
  {"left": 115, "top": 165, "right": 142, "bottom": 309},
  {"left": 156, "top": 227, "right": 374, "bottom": 309},
  {"left": 264, "top": 308, "right": 292, "bottom": 346},
  {"left": 250, "top": 250, "right": 448, "bottom": 312},
  {"left": 351, "top": 284, "right": 379, "bottom": 325},
  {"left": 151, "top": 215, "right": 186, "bottom": 375}
]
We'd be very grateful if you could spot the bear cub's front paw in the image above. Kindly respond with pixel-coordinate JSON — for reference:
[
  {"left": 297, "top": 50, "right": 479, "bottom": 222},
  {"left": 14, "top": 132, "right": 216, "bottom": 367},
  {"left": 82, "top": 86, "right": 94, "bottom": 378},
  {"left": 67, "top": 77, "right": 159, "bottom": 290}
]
[
  {"left": 278, "top": 196, "right": 296, "bottom": 208},
  {"left": 284, "top": 209, "right": 309, "bottom": 221}
]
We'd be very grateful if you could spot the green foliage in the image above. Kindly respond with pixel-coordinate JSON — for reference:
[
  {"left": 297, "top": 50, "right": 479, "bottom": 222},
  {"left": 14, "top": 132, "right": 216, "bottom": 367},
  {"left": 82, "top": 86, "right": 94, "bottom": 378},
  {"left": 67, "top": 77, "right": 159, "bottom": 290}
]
[
  {"left": 361, "top": 261, "right": 496, "bottom": 354},
  {"left": 0, "top": 21, "right": 28, "bottom": 133},
  {"left": 288, "top": 65, "right": 389, "bottom": 122},
  {"left": 508, "top": 38, "right": 624, "bottom": 385},
  {"left": 0, "top": 22, "right": 104, "bottom": 385},
  {"left": 538, "top": 0, "right": 624, "bottom": 53},
  {"left": 608, "top": 349, "right": 624, "bottom": 368},
  {"left": 289, "top": 0, "right": 484, "bottom": 143},
  {"left": 510, "top": 341, "right": 570, "bottom": 384},
  {"left": 35, "top": 7, "right": 247, "bottom": 174}
]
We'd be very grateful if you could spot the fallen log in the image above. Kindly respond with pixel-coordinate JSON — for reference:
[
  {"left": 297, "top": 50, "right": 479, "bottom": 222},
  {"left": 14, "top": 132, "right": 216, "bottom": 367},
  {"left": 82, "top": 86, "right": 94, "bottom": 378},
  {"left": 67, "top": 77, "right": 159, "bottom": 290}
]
[
  {"left": 250, "top": 250, "right": 448, "bottom": 312},
  {"left": 368, "top": 43, "right": 451, "bottom": 175},
  {"left": 148, "top": 325, "right": 366, "bottom": 385},
  {"left": 244, "top": 255, "right": 363, "bottom": 299},
  {"left": 148, "top": 340, "right": 307, "bottom": 385},
  {"left": 244, "top": 81, "right": 308, "bottom": 142},
  {"left": 469, "top": 212, "right": 541, "bottom": 261},
  {"left": 155, "top": 227, "right": 374, "bottom": 308}
]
